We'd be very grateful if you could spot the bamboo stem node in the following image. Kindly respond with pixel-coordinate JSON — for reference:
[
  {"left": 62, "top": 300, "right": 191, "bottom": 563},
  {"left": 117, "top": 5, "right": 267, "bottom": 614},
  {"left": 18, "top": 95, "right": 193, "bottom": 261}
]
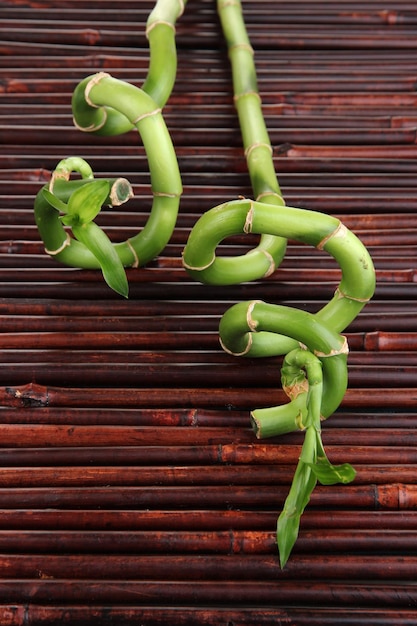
[
  {"left": 219, "top": 333, "right": 252, "bottom": 357},
  {"left": 316, "top": 221, "right": 346, "bottom": 251},
  {"left": 146, "top": 20, "right": 176, "bottom": 37},
  {"left": 220, "top": 0, "right": 241, "bottom": 7},
  {"left": 336, "top": 286, "right": 372, "bottom": 304},
  {"left": 260, "top": 249, "right": 276, "bottom": 278},
  {"left": 234, "top": 90, "right": 261, "bottom": 104},
  {"left": 132, "top": 107, "right": 162, "bottom": 125},
  {"left": 182, "top": 253, "right": 216, "bottom": 273},
  {"left": 314, "top": 336, "right": 349, "bottom": 359},
  {"left": 244, "top": 142, "right": 273, "bottom": 159},
  {"left": 72, "top": 114, "right": 107, "bottom": 133},
  {"left": 84, "top": 72, "right": 111, "bottom": 109},
  {"left": 153, "top": 190, "right": 181, "bottom": 198},
  {"left": 126, "top": 240, "right": 139, "bottom": 269},
  {"left": 243, "top": 203, "right": 254, "bottom": 234},
  {"left": 229, "top": 43, "right": 254, "bottom": 56},
  {"left": 247, "top": 299, "right": 262, "bottom": 332},
  {"left": 44, "top": 232, "right": 71, "bottom": 256},
  {"left": 256, "top": 191, "right": 284, "bottom": 205}
]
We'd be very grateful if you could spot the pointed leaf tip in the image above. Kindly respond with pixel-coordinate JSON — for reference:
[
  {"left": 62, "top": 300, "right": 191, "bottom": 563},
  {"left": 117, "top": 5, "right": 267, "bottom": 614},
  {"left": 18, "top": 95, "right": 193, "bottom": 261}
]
[{"left": 72, "top": 221, "right": 129, "bottom": 298}]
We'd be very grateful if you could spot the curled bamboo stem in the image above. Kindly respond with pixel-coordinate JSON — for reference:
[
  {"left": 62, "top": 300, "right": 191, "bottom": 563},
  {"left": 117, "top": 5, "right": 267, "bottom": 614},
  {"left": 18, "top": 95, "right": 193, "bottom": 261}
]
[
  {"left": 219, "top": 300, "right": 348, "bottom": 425},
  {"left": 182, "top": 0, "right": 376, "bottom": 567},
  {"left": 183, "top": 198, "right": 375, "bottom": 328},
  {"left": 34, "top": 0, "right": 185, "bottom": 296},
  {"left": 143, "top": 0, "right": 188, "bottom": 107},
  {"left": 182, "top": 0, "right": 287, "bottom": 284}
]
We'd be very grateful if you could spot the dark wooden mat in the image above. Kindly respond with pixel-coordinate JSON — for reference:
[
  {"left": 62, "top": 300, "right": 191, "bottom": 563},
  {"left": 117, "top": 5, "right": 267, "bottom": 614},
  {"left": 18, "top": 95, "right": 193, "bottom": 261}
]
[{"left": 1, "top": 1, "right": 417, "bottom": 624}]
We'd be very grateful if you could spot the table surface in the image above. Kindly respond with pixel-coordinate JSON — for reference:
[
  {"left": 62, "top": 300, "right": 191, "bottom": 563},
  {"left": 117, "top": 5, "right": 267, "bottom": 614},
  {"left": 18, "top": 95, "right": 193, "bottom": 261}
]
[{"left": 1, "top": 1, "right": 417, "bottom": 623}]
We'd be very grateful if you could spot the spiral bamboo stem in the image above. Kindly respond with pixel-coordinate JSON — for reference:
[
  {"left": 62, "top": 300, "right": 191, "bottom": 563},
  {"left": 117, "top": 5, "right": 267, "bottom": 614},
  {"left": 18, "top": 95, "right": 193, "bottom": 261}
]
[
  {"left": 182, "top": 0, "right": 287, "bottom": 284},
  {"left": 182, "top": 0, "right": 376, "bottom": 567},
  {"left": 34, "top": 0, "right": 185, "bottom": 296}
]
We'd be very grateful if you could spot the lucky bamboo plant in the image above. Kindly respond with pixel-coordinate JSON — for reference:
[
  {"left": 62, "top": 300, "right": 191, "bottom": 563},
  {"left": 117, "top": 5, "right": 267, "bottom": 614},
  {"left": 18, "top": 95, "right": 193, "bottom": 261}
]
[
  {"left": 33, "top": 0, "right": 376, "bottom": 567},
  {"left": 182, "top": 0, "right": 376, "bottom": 567},
  {"left": 34, "top": 0, "right": 186, "bottom": 297}
]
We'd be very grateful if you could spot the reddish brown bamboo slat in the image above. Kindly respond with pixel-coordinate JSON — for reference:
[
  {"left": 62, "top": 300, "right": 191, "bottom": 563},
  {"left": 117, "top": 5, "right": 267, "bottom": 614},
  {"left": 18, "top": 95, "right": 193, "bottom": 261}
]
[
  {"left": 1, "top": 606, "right": 416, "bottom": 626},
  {"left": 1, "top": 579, "right": 417, "bottom": 606},
  {"left": 2, "top": 382, "right": 417, "bottom": 411},
  {"left": 0, "top": 507, "right": 414, "bottom": 531}
]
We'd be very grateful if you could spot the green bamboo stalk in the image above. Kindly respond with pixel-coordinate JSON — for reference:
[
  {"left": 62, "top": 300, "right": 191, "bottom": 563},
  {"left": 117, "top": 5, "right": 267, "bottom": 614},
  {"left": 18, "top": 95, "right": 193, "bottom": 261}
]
[
  {"left": 73, "top": 71, "right": 182, "bottom": 254},
  {"left": 182, "top": 0, "right": 287, "bottom": 284},
  {"left": 34, "top": 0, "right": 185, "bottom": 296},
  {"left": 218, "top": 0, "right": 282, "bottom": 201},
  {"left": 183, "top": 198, "right": 375, "bottom": 329},
  {"left": 220, "top": 301, "right": 356, "bottom": 568},
  {"left": 143, "top": 0, "right": 188, "bottom": 107},
  {"left": 277, "top": 348, "right": 356, "bottom": 568},
  {"left": 219, "top": 299, "right": 349, "bottom": 431},
  {"left": 34, "top": 159, "right": 134, "bottom": 296},
  {"left": 34, "top": 158, "right": 133, "bottom": 267},
  {"left": 182, "top": 0, "right": 376, "bottom": 567}
]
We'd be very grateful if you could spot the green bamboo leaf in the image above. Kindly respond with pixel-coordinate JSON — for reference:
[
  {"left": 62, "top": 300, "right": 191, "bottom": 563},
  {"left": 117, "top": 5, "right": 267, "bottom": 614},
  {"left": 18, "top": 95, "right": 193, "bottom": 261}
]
[
  {"left": 277, "top": 460, "right": 317, "bottom": 569},
  {"left": 59, "top": 214, "right": 77, "bottom": 227},
  {"left": 312, "top": 430, "right": 356, "bottom": 485},
  {"left": 307, "top": 459, "right": 356, "bottom": 485},
  {"left": 72, "top": 221, "right": 128, "bottom": 298},
  {"left": 41, "top": 188, "right": 69, "bottom": 213},
  {"left": 67, "top": 179, "right": 110, "bottom": 222},
  {"left": 277, "top": 512, "right": 301, "bottom": 571}
]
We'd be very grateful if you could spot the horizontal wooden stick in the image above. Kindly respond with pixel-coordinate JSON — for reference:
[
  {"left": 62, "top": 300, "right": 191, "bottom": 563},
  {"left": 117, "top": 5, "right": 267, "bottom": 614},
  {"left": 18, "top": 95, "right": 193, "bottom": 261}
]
[
  {"left": 1, "top": 111, "right": 416, "bottom": 135},
  {"left": 0, "top": 331, "right": 220, "bottom": 350},
  {"left": 0, "top": 464, "right": 414, "bottom": 487},
  {"left": 0, "top": 605, "right": 415, "bottom": 626},
  {"left": 0, "top": 405, "right": 415, "bottom": 430},
  {"left": 0, "top": 308, "right": 416, "bottom": 335},
  {"left": 0, "top": 329, "right": 415, "bottom": 355},
  {"left": 0, "top": 360, "right": 416, "bottom": 388},
  {"left": 3, "top": 145, "right": 417, "bottom": 174},
  {"left": 0, "top": 295, "right": 414, "bottom": 316},
  {"left": 2, "top": 348, "right": 417, "bottom": 367},
  {"left": 5, "top": 525, "right": 415, "bottom": 557},
  {"left": 8, "top": 420, "right": 417, "bottom": 457},
  {"left": 0, "top": 294, "right": 415, "bottom": 316},
  {"left": 0, "top": 265, "right": 412, "bottom": 285},
  {"left": 5, "top": 59, "right": 417, "bottom": 85},
  {"left": 0, "top": 277, "right": 414, "bottom": 302},
  {"left": 3, "top": 383, "right": 417, "bottom": 409},
  {"left": 1, "top": 552, "right": 417, "bottom": 581},
  {"left": 0, "top": 529, "right": 278, "bottom": 555},
  {"left": 1, "top": 6, "right": 416, "bottom": 26},
  {"left": 0, "top": 578, "right": 416, "bottom": 607},
  {"left": 0, "top": 314, "right": 223, "bottom": 333},
  {"left": 0, "top": 482, "right": 413, "bottom": 510},
  {"left": 0, "top": 406, "right": 247, "bottom": 426},
  {"left": 3, "top": 24, "right": 417, "bottom": 50},
  {"left": 0, "top": 507, "right": 414, "bottom": 531},
  {"left": 2, "top": 124, "right": 416, "bottom": 148},
  {"left": 3, "top": 73, "right": 417, "bottom": 96}
]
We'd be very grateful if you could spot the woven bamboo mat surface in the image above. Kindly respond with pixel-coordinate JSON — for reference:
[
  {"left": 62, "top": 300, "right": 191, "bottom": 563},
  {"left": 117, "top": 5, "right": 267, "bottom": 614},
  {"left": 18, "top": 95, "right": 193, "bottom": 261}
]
[{"left": 2, "top": 0, "right": 417, "bottom": 624}]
